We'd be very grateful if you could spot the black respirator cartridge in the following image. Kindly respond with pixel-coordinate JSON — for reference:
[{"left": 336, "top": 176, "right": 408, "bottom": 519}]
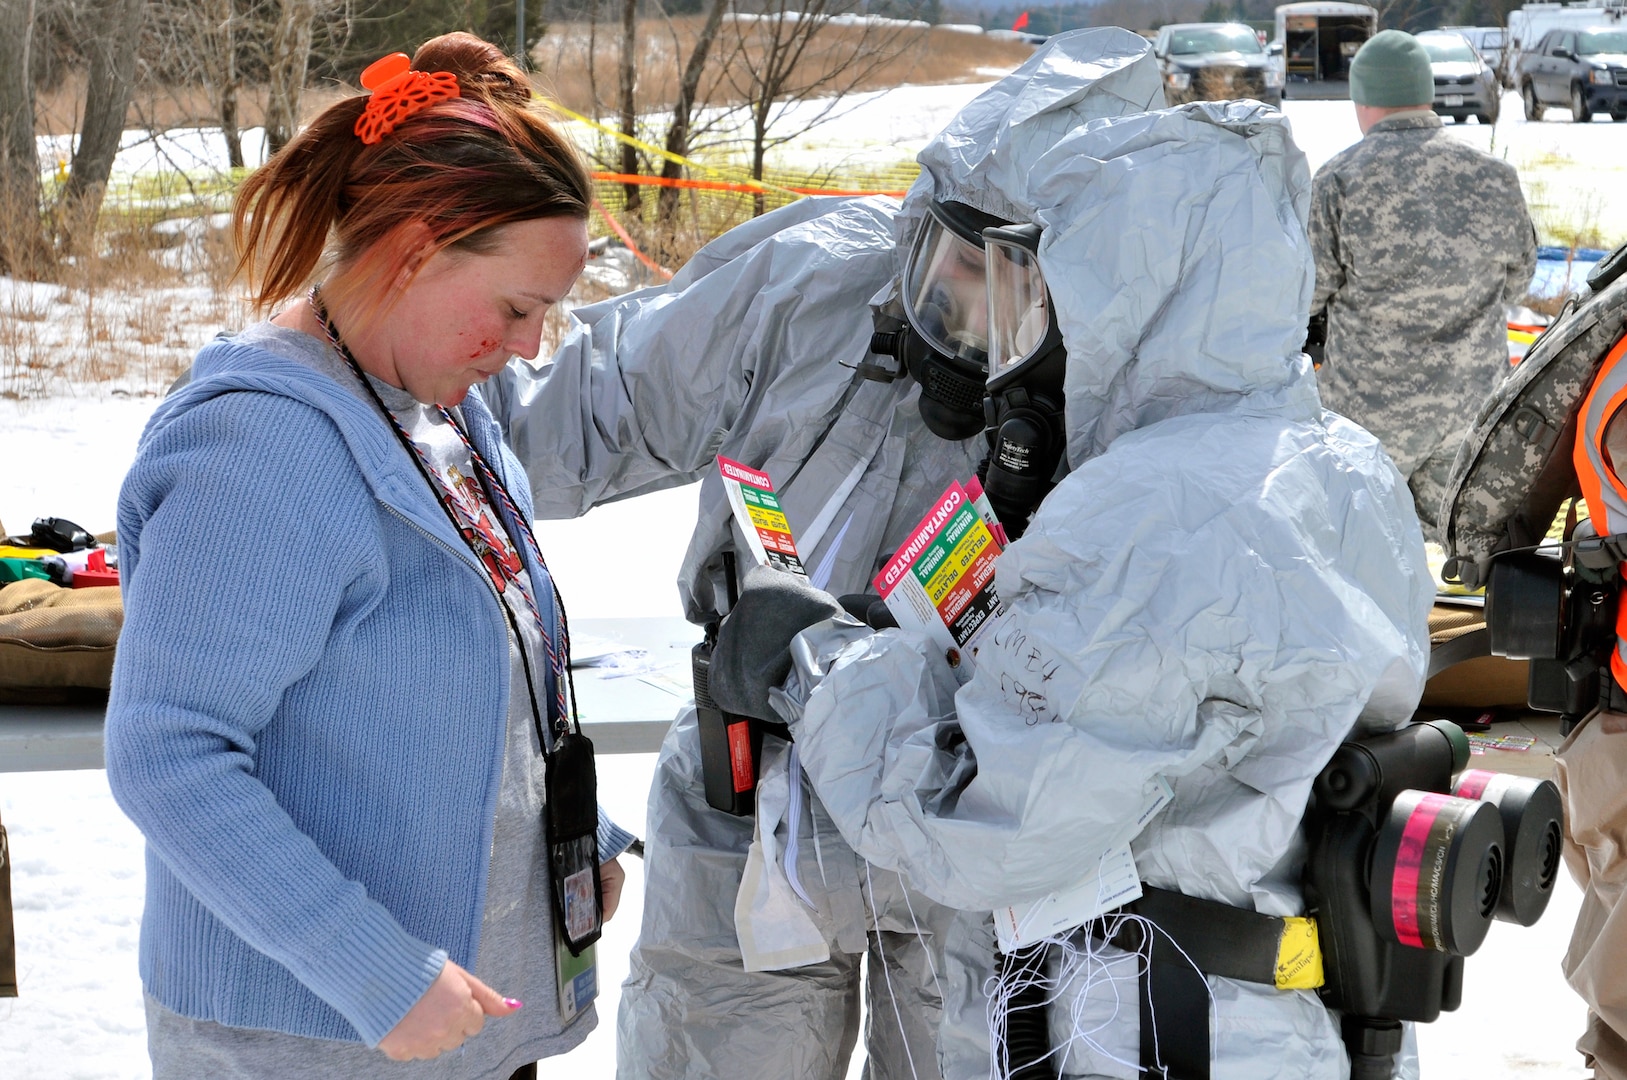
[
  {"left": 1451, "top": 769, "right": 1564, "bottom": 927},
  {"left": 1367, "top": 790, "right": 1503, "bottom": 957}
]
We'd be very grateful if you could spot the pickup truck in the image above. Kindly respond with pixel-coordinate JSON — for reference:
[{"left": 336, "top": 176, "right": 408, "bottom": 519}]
[{"left": 1518, "top": 25, "right": 1627, "bottom": 122}]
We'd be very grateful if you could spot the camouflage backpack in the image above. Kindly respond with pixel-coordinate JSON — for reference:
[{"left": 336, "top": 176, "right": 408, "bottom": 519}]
[{"left": 1441, "top": 243, "right": 1627, "bottom": 589}]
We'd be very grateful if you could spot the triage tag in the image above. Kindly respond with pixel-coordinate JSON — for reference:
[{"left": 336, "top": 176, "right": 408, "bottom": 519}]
[
  {"left": 991, "top": 777, "right": 1173, "bottom": 950},
  {"left": 963, "top": 476, "right": 1010, "bottom": 547},
  {"left": 874, "top": 481, "right": 1003, "bottom": 665},
  {"left": 545, "top": 730, "right": 603, "bottom": 956},
  {"left": 717, "top": 456, "right": 807, "bottom": 576}
]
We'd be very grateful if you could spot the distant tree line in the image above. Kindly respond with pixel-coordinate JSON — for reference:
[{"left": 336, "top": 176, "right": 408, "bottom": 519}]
[{"left": 0, "top": 0, "right": 935, "bottom": 277}]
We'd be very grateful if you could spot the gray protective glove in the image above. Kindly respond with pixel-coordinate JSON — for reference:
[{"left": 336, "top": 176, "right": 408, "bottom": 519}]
[
  {"left": 710, "top": 565, "right": 846, "bottom": 722},
  {"left": 837, "top": 592, "right": 898, "bottom": 630}
]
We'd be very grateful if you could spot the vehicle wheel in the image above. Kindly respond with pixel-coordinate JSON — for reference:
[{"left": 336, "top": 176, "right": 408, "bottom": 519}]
[
  {"left": 1477, "top": 113, "right": 1494, "bottom": 125},
  {"left": 1522, "top": 81, "right": 1542, "bottom": 121},
  {"left": 1572, "top": 82, "right": 1593, "bottom": 122},
  {"left": 1614, "top": 112, "right": 1627, "bottom": 122},
  {"left": 1452, "top": 113, "right": 1466, "bottom": 123}
]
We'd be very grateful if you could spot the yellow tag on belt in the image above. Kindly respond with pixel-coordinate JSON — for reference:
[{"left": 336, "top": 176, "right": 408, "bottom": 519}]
[{"left": 1274, "top": 917, "right": 1325, "bottom": 990}]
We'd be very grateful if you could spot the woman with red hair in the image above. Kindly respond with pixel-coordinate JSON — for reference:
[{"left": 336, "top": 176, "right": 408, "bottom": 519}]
[{"left": 105, "top": 32, "right": 630, "bottom": 1080}]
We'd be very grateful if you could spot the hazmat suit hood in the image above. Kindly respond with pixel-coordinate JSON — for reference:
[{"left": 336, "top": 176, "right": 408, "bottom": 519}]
[
  {"left": 896, "top": 30, "right": 1316, "bottom": 472},
  {"left": 1031, "top": 101, "right": 1318, "bottom": 468},
  {"left": 894, "top": 26, "right": 1164, "bottom": 250}
]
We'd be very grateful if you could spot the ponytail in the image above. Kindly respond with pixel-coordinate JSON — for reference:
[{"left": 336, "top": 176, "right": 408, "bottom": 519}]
[
  {"left": 231, "top": 31, "right": 591, "bottom": 327},
  {"left": 232, "top": 98, "right": 369, "bottom": 314}
]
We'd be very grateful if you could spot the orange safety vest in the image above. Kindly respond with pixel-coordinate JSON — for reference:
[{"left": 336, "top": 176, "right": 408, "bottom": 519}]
[{"left": 1571, "top": 333, "right": 1627, "bottom": 688}]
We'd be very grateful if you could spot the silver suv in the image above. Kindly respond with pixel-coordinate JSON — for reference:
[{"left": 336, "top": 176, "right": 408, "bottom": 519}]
[{"left": 1417, "top": 30, "right": 1502, "bottom": 124}]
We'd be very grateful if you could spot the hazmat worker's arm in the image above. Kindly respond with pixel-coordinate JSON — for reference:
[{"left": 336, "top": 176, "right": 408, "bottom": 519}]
[
  {"left": 486, "top": 196, "right": 899, "bottom": 519},
  {"left": 1307, "top": 171, "right": 1344, "bottom": 320},
  {"left": 783, "top": 486, "right": 1279, "bottom": 911},
  {"left": 786, "top": 614, "right": 1261, "bottom": 913}
]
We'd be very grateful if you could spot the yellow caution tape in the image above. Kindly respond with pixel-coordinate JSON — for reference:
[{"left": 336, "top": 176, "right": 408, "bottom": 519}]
[
  {"left": 1274, "top": 917, "right": 1325, "bottom": 990},
  {"left": 538, "top": 96, "right": 806, "bottom": 200}
]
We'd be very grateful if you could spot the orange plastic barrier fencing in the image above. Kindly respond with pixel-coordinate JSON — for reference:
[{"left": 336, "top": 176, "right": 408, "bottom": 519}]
[
  {"left": 592, "top": 198, "right": 674, "bottom": 281},
  {"left": 592, "top": 172, "right": 908, "bottom": 198}
]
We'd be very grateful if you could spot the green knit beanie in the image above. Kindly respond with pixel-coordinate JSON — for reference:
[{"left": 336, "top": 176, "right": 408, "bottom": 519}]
[{"left": 1350, "top": 30, "right": 1434, "bottom": 107}]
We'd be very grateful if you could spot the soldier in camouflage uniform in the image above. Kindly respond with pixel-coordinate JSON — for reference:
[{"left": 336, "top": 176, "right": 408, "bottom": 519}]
[{"left": 1309, "top": 29, "right": 1537, "bottom": 535}]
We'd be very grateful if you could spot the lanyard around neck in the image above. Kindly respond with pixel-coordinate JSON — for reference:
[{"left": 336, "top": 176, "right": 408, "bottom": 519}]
[{"left": 307, "top": 286, "right": 582, "bottom": 749}]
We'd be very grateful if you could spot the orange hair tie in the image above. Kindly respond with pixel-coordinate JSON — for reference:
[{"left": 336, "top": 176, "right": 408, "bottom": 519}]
[{"left": 354, "top": 53, "right": 461, "bottom": 146}]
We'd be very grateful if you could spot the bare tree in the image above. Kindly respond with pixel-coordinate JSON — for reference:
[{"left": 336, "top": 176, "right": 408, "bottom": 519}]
[
  {"left": 0, "top": 0, "right": 49, "bottom": 275},
  {"left": 720, "top": 2, "right": 925, "bottom": 214},
  {"left": 264, "top": 0, "right": 317, "bottom": 154},
  {"left": 616, "top": 0, "right": 640, "bottom": 214},
  {"left": 655, "top": 0, "right": 730, "bottom": 222},
  {"left": 57, "top": 0, "right": 145, "bottom": 246},
  {"left": 558, "top": 0, "right": 745, "bottom": 223},
  {"left": 211, "top": 0, "right": 247, "bottom": 169},
  {"left": 144, "top": 0, "right": 278, "bottom": 171}
]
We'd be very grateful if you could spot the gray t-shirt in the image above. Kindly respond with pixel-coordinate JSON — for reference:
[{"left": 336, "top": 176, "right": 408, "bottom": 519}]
[{"left": 146, "top": 322, "right": 594, "bottom": 1078}]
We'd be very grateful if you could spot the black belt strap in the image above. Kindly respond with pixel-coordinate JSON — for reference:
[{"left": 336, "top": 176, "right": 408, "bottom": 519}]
[
  {"left": 1089, "top": 887, "right": 1294, "bottom": 1080},
  {"left": 1136, "top": 919, "right": 1212, "bottom": 1080},
  {"left": 1, "top": 809, "right": 17, "bottom": 997},
  {"left": 1108, "top": 886, "right": 1289, "bottom": 984}
]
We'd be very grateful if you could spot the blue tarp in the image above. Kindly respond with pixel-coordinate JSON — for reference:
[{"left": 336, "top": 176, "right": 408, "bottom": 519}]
[{"left": 1530, "top": 245, "right": 1612, "bottom": 298}]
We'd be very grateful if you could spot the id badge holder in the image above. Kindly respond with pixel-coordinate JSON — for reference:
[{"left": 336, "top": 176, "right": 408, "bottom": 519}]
[{"left": 545, "top": 730, "right": 603, "bottom": 957}]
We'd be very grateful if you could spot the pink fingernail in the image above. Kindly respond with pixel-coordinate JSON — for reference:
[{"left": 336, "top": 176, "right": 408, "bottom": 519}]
[{"left": 504, "top": 998, "right": 523, "bottom": 1009}]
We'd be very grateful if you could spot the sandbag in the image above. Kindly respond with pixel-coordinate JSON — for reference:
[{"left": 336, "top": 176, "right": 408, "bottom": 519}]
[{"left": 0, "top": 578, "right": 122, "bottom": 704}]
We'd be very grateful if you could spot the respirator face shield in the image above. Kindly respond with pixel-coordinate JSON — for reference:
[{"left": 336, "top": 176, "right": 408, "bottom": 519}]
[
  {"left": 903, "top": 202, "right": 996, "bottom": 369},
  {"left": 975, "top": 222, "right": 1069, "bottom": 540},
  {"left": 984, "top": 226, "right": 1063, "bottom": 393},
  {"left": 869, "top": 199, "right": 1014, "bottom": 441}
]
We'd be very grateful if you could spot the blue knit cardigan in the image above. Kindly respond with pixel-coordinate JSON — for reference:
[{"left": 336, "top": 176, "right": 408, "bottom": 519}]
[{"left": 105, "top": 337, "right": 635, "bottom": 1047}]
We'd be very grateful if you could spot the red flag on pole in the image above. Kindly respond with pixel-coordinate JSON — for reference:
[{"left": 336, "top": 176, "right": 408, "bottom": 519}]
[{"left": 1012, "top": 10, "right": 1030, "bottom": 30}]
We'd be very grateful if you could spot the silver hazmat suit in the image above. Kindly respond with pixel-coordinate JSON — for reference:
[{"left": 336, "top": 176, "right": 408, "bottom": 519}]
[
  {"left": 484, "top": 28, "right": 1165, "bottom": 1080},
  {"left": 777, "top": 98, "right": 1435, "bottom": 1079}
]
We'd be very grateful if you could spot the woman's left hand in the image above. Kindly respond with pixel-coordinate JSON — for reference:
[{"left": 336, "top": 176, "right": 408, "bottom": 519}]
[{"left": 600, "top": 857, "right": 626, "bottom": 923}]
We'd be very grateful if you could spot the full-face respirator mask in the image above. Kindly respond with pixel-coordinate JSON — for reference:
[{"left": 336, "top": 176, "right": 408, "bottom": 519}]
[
  {"left": 867, "top": 207, "right": 1068, "bottom": 540},
  {"left": 870, "top": 200, "right": 1008, "bottom": 442}
]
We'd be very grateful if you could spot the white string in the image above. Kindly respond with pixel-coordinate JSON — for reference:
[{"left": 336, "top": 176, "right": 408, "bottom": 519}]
[
  {"left": 813, "top": 802, "right": 830, "bottom": 888},
  {"left": 983, "top": 913, "right": 1216, "bottom": 1080},
  {"left": 864, "top": 858, "right": 923, "bottom": 1080},
  {"left": 896, "top": 873, "right": 945, "bottom": 1007}
]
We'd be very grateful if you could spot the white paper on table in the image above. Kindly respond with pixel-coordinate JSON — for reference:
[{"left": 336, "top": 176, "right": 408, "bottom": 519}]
[{"left": 568, "top": 634, "right": 647, "bottom": 668}]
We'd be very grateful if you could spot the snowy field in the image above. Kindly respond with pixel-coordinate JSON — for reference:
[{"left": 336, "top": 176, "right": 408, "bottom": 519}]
[{"left": 2, "top": 75, "right": 1620, "bottom": 1079}]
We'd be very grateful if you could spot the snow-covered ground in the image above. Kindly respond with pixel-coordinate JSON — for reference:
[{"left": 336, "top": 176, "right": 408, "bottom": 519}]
[{"left": 3, "top": 75, "right": 1619, "bottom": 1079}]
